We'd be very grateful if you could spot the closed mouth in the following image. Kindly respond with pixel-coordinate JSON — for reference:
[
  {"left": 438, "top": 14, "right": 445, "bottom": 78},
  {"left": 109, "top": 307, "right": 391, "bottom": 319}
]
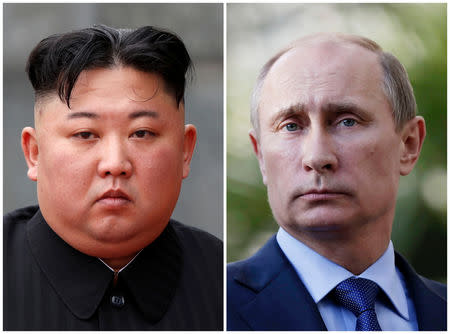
[
  {"left": 97, "top": 189, "right": 131, "bottom": 202},
  {"left": 297, "top": 189, "right": 349, "bottom": 200}
]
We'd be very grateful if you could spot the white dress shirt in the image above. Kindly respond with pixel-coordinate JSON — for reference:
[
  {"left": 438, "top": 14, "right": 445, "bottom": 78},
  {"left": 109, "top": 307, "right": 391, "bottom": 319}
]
[{"left": 276, "top": 227, "right": 418, "bottom": 330}]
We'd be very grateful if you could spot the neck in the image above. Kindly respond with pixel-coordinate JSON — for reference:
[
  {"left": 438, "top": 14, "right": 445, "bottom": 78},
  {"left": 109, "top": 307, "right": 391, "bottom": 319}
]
[{"left": 285, "top": 219, "right": 392, "bottom": 275}]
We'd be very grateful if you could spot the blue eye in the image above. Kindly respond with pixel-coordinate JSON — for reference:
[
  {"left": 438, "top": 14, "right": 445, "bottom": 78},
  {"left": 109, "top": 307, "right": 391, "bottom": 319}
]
[
  {"left": 285, "top": 123, "right": 299, "bottom": 132},
  {"left": 341, "top": 119, "right": 356, "bottom": 127}
]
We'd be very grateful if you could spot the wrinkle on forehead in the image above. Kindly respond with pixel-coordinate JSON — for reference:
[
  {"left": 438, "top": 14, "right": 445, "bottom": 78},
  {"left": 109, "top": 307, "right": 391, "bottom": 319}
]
[{"left": 260, "top": 40, "right": 386, "bottom": 116}]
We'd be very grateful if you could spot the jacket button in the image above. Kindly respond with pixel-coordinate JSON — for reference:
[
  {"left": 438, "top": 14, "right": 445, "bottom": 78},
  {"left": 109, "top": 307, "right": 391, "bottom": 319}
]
[{"left": 111, "top": 295, "right": 125, "bottom": 308}]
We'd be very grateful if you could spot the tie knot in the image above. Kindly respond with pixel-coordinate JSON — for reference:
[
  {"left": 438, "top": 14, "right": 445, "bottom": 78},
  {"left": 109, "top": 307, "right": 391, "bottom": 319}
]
[{"left": 334, "top": 277, "right": 380, "bottom": 316}]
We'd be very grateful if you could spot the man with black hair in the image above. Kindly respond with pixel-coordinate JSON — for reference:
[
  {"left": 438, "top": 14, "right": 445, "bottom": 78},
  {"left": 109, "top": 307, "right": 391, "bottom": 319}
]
[{"left": 4, "top": 25, "right": 222, "bottom": 330}]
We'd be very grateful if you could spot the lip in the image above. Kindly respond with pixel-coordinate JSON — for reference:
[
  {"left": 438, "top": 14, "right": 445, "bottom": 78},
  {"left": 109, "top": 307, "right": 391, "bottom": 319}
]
[
  {"left": 96, "top": 189, "right": 132, "bottom": 209},
  {"left": 298, "top": 189, "right": 347, "bottom": 201}
]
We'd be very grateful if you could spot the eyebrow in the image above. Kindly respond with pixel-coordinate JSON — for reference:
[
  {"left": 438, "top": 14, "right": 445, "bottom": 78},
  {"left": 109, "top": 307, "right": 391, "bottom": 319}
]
[
  {"left": 128, "top": 110, "right": 159, "bottom": 119},
  {"left": 270, "top": 101, "right": 369, "bottom": 126},
  {"left": 270, "top": 104, "right": 305, "bottom": 127},
  {"left": 67, "top": 111, "right": 99, "bottom": 120},
  {"left": 66, "top": 110, "right": 159, "bottom": 120},
  {"left": 323, "top": 102, "right": 368, "bottom": 115}
]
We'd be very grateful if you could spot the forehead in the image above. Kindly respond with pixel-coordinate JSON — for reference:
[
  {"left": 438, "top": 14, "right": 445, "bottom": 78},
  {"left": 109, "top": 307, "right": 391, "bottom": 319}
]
[
  {"left": 70, "top": 66, "right": 173, "bottom": 106},
  {"left": 35, "top": 66, "right": 182, "bottom": 123},
  {"left": 259, "top": 41, "right": 386, "bottom": 117}
]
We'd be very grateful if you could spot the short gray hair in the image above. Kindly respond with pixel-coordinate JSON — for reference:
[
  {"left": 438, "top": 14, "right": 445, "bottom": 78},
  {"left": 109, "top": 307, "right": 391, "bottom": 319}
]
[{"left": 250, "top": 33, "right": 417, "bottom": 135}]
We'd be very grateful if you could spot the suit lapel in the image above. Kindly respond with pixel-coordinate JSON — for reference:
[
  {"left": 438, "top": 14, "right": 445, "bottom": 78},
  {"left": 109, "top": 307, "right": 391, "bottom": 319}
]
[
  {"left": 395, "top": 252, "right": 447, "bottom": 330},
  {"left": 233, "top": 236, "right": 327, "bottom": 331}
]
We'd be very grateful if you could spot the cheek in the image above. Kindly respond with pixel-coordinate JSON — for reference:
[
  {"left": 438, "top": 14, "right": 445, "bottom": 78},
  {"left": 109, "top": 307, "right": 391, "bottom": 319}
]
[
  {"left": 36, "top": 141, "right": 96, "bottom": 223},
  {"left": 262, "top": 142, "right": 298, "bottom": 203},
  {"left": 342, "top": 135, "right": 401, "bottom": 208},
  {"left": 135, "top": 144, "right": 184, "bottom": 190},
  {"left": 348, "top": 137, "right": 399, "bottom": 180},
  {"left": 263, "top": 138, "right": 300, "bottom": 177},
  {"left": 38, "top": 142, "right": 93, "bottom": 190},
  {"left": 264, "top": 146, "right": 289, "bottom": 182}
]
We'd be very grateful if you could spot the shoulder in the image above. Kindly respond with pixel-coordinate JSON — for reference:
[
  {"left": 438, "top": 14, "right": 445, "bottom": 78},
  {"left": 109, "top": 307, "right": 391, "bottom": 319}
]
[
  {"left": 395, "top": 251, "right": 446, "bottom": 299},
  {"left": 227, "top": 257, "right": 261, "bottom": 305},
  {"left": 168, "top": 219, "right": 223, "bottom": 326},
  {"left": 4, "top": 205, "right": 39, "bottom": 225},
  {"left": 4, "top": 205, "right": 39, "bottom": 239},
  {"left": 395, "top": 251, "right": 446, "bottom": 329},
  {"left": 169, "top": 219, "right": 222, "bottom": 254},
  {"left": 418, "top": 275, "right": 447, "bottom": 300},
  {"left": 227, "top": 235, "right": 287, "bottom": 303},
  {"left": 227, "top": 256, "right": 260, "bottom": 286},
  {"left": 228, "top": 235, "right": 286, "bottom": 287},
  {"left": 227, "top": 236, "right": 298, "bottom": 330},
  {"left": 169, "top": 218, "right": 222, "bottom": 273},
  {"left": 4, "top": 206, "right": 42, "bottom": 293},
  {"left": 169, "top": 219, "right": 222, "bottom": 281},
  {"left": 227, "top": 250, "right": 267, "bottom": 331}
]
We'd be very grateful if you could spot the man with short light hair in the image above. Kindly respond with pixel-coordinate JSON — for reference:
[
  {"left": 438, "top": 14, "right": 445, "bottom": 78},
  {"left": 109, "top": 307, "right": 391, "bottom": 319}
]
[
  {"left": 227, "top": 33, "right": 446, "bottom": 331},
  {"left": 251, "top": 33, "right": 416, "bottom": 134}
]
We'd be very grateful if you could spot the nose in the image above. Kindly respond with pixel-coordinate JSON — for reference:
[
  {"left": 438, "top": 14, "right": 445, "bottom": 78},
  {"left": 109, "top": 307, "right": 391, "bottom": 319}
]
[
  {"left": 302, "top": 128, "right": 338, "bottom": 173},
  {"left": 97, "top": 137, "right": 132, "bottom": 178}
]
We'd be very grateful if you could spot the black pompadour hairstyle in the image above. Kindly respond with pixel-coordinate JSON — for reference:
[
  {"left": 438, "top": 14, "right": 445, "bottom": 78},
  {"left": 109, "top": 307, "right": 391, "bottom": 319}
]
[{"left": 26, "top": 24, "right": 193, "bottom": 107}]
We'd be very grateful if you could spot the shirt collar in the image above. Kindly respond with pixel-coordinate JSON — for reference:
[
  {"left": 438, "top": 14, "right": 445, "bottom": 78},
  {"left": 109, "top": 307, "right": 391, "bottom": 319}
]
[
  {"left": 27, "top": 209, "right": 182, "bottom": 322},
  {"left": 276, "top": 227, "right": 410, "bottom": 320},
  {"left": 358, "top": 241, "right": 409, "bottom": 320},
  {"left": 98, "top": 249, "right": 143, "bottom": 274}
]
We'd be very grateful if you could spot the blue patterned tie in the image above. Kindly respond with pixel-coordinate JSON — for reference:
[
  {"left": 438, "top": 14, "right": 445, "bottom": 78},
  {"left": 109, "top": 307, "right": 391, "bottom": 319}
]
[{"left": 334, "top": 277, "right": 382, "bottom": 331}]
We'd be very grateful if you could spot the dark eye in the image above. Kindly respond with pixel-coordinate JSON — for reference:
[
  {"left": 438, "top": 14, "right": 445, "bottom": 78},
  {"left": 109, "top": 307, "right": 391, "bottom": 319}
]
[
  {"left": 341, "top": 119, "right": 356, "bottom": 127},
  {"left": 285, "top": 123, "right": 299, "bottom": 132},
  {"left": 131, "top": 130, "right": 155, "bottom": 138},
  {"left": 74, "top": 131, "right": 95, "bottom": 139}
]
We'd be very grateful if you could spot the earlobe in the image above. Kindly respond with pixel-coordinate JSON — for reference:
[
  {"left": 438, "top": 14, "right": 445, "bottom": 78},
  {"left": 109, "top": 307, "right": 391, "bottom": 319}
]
[
  {"left": 182, "top": 124, "right": 197, "bottom": 179},
  {"left": 399, "top": 116, "right": 426, "bottom": 176},
  {"left": 249, "top": 129, "right": 267, "bottom": 184},
  {"left": 21, "top": 127, "right": 39, "bottom": 181}
]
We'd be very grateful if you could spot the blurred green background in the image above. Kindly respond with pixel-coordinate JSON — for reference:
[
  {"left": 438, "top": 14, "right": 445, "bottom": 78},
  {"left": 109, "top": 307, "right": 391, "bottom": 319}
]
[{"left": 227, "top": 3, "right": 446, "bottom": 282}]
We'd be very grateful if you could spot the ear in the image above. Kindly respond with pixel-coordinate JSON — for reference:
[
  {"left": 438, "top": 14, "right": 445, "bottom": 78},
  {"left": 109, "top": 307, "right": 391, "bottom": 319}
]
[
  {"left": 182, "top": 124, "right": 197, "bottom": 179},
  {"left": 21, "top": 127, "right": 39, "bottom": 181},
  {"left": 399, "top": 116, "right": 426, "bottom": 176},
  {"left": 249, "top": 128, "right": 267, "bottom": 184}
]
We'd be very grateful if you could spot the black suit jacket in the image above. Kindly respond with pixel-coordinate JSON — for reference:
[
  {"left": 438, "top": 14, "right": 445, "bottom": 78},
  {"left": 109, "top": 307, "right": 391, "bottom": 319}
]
[
  {"left": 227, "top": 235, "right": 446, "bottom": 331},
  {"left": 4, "top": 205, "right": 223, "bottom": 330}
]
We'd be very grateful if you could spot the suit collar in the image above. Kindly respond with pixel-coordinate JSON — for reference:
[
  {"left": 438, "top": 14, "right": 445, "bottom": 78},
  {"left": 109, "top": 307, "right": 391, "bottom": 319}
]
[
  {"left": 233, "top": 235, "right": 327, "bottom": 330},
  {"left": 233, "top": 235, "right": 446, "bottom": 331},
  {"left": 395, "top": 252, "right": 447, "bottom": 331},
  {"left": 27, "top": 208, "right": 182, "bottom": 323}
]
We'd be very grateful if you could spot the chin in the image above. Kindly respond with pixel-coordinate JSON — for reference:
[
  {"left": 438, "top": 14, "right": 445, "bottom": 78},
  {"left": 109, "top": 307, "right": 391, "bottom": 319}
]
[
  {"left": 287, "top": 219, "right": 345, "bottom": 233},
  {"left": 92, "top": 230, "right": 136, "bottom": 244},
  {"left": 285, "top": 208, "right": 357, "bottom": 232},
  {"left": 73, "top": 234, "right": 149, "bottom": 259},
  {"left": 86, "top": 220, "right": 136, "bottom": 242}
]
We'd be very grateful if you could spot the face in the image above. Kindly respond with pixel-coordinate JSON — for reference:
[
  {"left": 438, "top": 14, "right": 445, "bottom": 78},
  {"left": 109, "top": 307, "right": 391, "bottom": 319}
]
[
  {"left": 251, "top": 41, "right": 422, "bottom": 239},
  {"left": 22, "top": 67, "right": 196, "bottom": 259}
]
